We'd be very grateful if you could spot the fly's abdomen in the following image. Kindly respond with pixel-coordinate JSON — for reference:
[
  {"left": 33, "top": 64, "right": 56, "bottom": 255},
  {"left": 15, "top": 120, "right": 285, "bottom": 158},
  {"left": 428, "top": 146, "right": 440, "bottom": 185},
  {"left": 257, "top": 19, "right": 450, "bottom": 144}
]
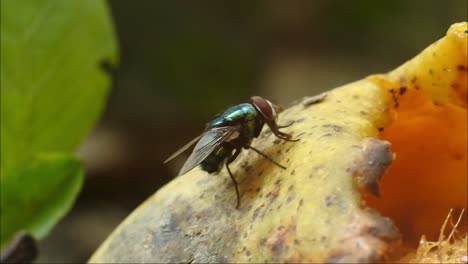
[{"left": 200, "top": 146, "right": 228, "bottom": 173}]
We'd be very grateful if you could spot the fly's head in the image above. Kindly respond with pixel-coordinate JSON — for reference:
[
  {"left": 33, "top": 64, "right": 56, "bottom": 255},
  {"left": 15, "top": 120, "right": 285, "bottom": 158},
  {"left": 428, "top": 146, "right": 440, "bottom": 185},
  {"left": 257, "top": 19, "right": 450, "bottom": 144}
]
[{"left": 250, "top": 96, "right": 298, "bottom": 142}]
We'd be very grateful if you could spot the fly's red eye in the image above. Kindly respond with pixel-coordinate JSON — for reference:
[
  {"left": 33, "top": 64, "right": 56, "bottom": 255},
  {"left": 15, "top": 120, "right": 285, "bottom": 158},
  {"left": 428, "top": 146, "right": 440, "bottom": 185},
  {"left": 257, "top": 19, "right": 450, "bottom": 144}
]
[{"left": 251, "top": 96, "right": 276, "bottom": 121}]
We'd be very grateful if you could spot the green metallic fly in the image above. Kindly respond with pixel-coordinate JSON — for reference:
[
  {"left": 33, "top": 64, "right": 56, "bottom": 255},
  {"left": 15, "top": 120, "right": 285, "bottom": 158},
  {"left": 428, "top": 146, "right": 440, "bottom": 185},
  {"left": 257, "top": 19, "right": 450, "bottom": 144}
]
[{"left": 164, "top": 96, "right": 298, "bottom": 208}]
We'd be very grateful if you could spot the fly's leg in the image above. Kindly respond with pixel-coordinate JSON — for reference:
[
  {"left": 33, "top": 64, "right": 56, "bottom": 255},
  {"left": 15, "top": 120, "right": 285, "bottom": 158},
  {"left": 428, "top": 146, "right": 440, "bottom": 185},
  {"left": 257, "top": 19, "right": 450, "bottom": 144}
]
[
  {"left": 274, "top": 130, "right": 300, "bottom": 142},
  {"left": 277, "top": 120, "right": 294, "bottom": 128},
  {"left": 271, "top": 121, "right": 299, "bottom": 142},
  {"left": 226, "top": 148, "right": 242, "bottom": 209},
  {"left": 246, "top": 145, "right": 286, "bottom": 169}
]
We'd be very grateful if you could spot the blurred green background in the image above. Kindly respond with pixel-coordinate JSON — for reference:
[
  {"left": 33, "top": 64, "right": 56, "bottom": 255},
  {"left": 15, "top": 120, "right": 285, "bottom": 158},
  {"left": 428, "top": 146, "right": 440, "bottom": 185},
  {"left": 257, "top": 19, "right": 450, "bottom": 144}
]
[{"left": 36, "top": 0, "right": 466, "bottom": 262}]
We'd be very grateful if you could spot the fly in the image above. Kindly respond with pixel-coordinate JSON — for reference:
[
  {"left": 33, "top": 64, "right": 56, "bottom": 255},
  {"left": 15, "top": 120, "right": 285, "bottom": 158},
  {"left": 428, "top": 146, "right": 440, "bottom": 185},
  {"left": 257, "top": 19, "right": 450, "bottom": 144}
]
[{"left": 164, "top": 96, "right": 298, "bottom": 208}]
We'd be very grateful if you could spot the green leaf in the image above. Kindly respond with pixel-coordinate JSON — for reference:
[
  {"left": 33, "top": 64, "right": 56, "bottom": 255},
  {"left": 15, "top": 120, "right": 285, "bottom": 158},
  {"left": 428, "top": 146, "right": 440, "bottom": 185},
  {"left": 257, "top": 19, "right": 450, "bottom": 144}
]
[
  {"left": 0, "top": 0, "right": 118, "bottom": 248},
  {"left": 0, "top": 154, "right": 83, "bottom": 247}
]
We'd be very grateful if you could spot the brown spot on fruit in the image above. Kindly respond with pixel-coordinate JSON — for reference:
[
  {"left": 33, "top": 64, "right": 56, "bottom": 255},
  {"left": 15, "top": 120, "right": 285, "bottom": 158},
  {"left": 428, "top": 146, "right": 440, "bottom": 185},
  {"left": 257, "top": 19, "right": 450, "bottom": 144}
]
[
  {"left": 351, "top": 138, "right": 393, "bottom": 197},
  {"left": 398, "top": 86, "right": 407, "bottom": 95},
  {"left": 265, "top": 225, "right": 296, "bottom": 261},
  {"left": 323, "top": 124, "right": 343, "bottom": 132},
  {"left": 325, "top": 195, "right": 335, "bottom": 207},
  {"left": 298, "top": 199, "right": 303, "bottom": 207},
  {"left": 252, "top": 208, "right": 261, "bottom": 221}
]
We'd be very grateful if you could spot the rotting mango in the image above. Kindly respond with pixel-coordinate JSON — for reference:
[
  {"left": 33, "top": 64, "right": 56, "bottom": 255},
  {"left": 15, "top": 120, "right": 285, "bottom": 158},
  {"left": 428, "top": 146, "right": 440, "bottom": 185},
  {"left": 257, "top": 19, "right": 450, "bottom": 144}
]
[{"left": 89, "top": 22, "right": 467, "bottom": 263}]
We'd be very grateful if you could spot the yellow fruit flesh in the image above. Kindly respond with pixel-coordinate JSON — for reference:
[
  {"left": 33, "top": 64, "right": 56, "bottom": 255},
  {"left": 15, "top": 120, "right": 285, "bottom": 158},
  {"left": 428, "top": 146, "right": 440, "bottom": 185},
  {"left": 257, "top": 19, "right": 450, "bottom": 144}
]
[{"left": 367, "top": 22, "right": 467, "bottom": 250}]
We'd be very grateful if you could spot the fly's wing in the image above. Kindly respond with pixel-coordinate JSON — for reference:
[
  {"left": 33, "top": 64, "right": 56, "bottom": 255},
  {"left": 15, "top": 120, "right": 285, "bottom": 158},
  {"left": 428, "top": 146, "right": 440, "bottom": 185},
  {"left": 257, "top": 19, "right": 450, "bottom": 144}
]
[
  {"left": 178, "top": 126, "right": 238, "bottom": 176},
  {"left": 164, "top": 135, "right": 202, "bottom": 164}
]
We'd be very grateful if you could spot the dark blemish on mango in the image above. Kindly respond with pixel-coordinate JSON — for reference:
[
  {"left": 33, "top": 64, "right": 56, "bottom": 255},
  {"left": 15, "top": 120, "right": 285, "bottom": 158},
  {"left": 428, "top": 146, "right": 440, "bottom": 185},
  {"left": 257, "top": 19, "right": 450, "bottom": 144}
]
[
  {"left": 259, "top": 237, "right": 267, "bottom": 246},
  {"left": 389, "top": 88, "right": 399, "bottom": 108},
  {"left": 398, "top": 86, "right": 407, "bottom": 95},
  {"left": 321, "top": 236, "right": 327, "bottom": 242},
  {"left": 271, "top": 239, "right": 289, "bottom": 260},
  {"left": 429, "top": 69, "right": 433, "bottom": 75},
  {"left": 296, "top": 132, "right": 306, "bottom": 137},
  {"left": 257, "top": 171, "right": 263, "bottom": 177},
  {"left": 266, "top": 191, "right": 279, "bottom": 201},
  {"left": 266, "top": 181, "right": 281, "bottom": 201},
  {"left": 290, "top": 169, "right": 295, "bottom": 176},
  {"left": 277, "top": 203, "right": 282, "bottom": 210},
  {"left": 286, "top": 195, "right": 295, "bottom": 204},
  {"left": 378, "top": 127, "right": 384, "bottom": 132},
  {"left": 295, "top": 118, "right": 306, "bottom": 123},
  {"left": 322, "top": 133, "right": 333, "bottom": 137},
  {"left": 325, "top": 195, "right": 335, "bottom": 207},
  {"left": 299, "top": 199, "right": 304, "bottom": 207},
  {"left": 246, "top": 250, "right": 251, "bottom": 256},
  {"left": 288, "top": 185, "right": 294, "bottom": 192},
  {"left": 243, "top": 233, "right": 248, "bottom": 239},
  {"left": 255, "top": 187, "right": 261, "bottom": 193},
  {"left": 273, "top": 138, "right": 281, "bottom": 145},
  {"left": 326, "top": 254, "right": 350, "bottom": 264},
  {"left": 276, "top": 149, "right": 282, "bottom": 154},
  {"left": 294, "top": 239, "right": 300, "bottom": 245},
  {"left": 359, "top": 110, "right": 367, "bottom": 116},
  {"left": 286, "top": 158, "right": 290, "bottom": 163},
  {"left": 252, "top": 208, "right": 261, "bottom": 220},
  {"left": 352, "top": 95, "right": 360, "bottom": 99},
  {"left": 323, "top": 124, "right": 343, "bottom": 132},
  {"left": 352, "top": 138, "right": 393, "bottom": 197},
  {"left": 285, "top": 148, "right": 291, "bottom": 153},
  {"left": 457, "top": 65, "right": 467, "bottom": 72},
  {"left": 464, "top": 30, "right": 468, "bottom": 34}
]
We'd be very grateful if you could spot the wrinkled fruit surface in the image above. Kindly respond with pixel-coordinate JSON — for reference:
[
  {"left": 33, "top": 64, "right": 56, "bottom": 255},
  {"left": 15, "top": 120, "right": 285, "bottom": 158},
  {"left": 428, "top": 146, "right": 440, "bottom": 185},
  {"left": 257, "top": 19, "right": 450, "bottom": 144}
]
[{"left": 90, "top": 22, "right": 467, "bottom": 263}]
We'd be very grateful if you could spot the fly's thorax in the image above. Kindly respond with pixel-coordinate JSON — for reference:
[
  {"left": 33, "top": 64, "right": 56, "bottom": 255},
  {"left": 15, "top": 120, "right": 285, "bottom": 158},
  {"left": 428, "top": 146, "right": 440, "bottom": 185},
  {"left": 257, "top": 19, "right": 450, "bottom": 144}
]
[
  {"left": 210, "top": 103, "right": 261, "bottom": 142},
  {"left": 210, "top": 103, "right": 256, "bottom": 126}
]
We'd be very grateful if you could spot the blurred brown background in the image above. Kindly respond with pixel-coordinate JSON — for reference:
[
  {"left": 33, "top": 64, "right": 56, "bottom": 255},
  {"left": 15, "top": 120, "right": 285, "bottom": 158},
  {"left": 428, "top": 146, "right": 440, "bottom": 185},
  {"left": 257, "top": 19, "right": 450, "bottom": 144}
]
[{"left": 37, "top": 0, "right": 467, "bottom": 262}]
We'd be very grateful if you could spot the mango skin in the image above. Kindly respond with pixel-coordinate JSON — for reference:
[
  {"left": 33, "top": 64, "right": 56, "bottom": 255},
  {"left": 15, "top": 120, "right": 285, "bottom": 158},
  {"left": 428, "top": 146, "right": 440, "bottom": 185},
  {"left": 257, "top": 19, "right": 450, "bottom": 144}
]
[{"left": 89, "top": 22, "right": 467, "bottom": 263}]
